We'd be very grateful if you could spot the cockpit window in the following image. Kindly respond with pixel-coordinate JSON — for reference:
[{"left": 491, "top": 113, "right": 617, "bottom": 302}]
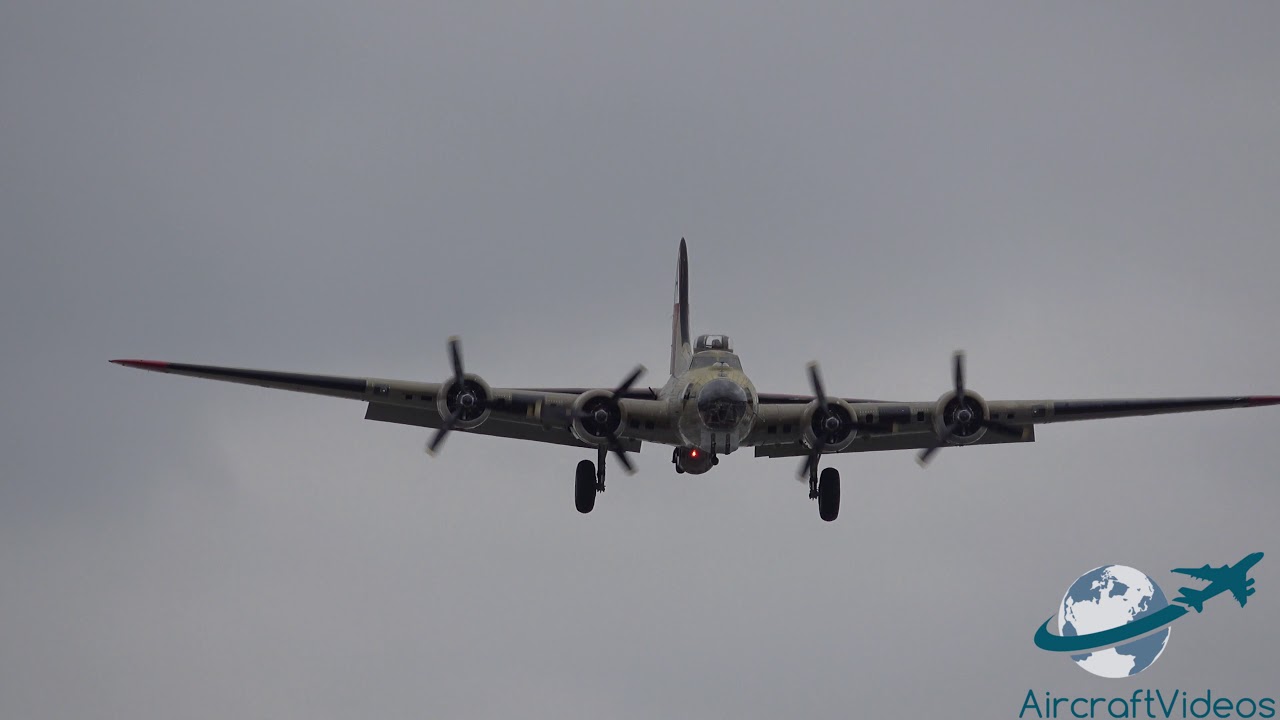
[
  {"left": 689, "top": 354, "right": 742, "bottom": 370},
  {"left": 695, "top": 334, "right": 732, "bottom": 352}
]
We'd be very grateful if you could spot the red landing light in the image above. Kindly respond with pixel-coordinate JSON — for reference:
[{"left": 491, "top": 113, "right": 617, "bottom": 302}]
[{"left": 689, "top": 449, "right": 699, "bottom": 458}]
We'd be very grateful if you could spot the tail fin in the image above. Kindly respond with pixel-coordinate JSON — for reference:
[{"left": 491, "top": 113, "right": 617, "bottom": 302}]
[{"left": 670, "top": 238, "right": 692, "bottom": 376}]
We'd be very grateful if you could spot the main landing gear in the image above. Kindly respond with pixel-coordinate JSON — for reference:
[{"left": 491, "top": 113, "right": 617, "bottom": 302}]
[
  {"left": 575, "top": 446, "right": 612, "bottom": 514},
  {"left": 575, "top": 459, "right": 597, "bottom": 513},
  {"left": 809, "top": 465, "right": 841, "bottom": 522}
]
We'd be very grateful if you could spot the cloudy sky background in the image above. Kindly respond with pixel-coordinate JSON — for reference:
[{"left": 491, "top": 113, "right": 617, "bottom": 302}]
[{"left": 4, "top": 3, "right": 1279, "bottom": 718}]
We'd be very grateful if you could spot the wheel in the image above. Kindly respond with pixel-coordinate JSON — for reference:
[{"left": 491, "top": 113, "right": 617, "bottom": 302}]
[
  {"left": 818, "top": 467, "right": 840, "bottom": 522},
  {"left": 575, "top": 460, "right": 597, "bottom": 514}
]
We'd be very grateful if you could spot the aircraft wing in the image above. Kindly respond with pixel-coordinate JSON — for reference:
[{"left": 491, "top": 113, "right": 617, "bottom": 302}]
[
  {"left": 109, "top": 360, "right": 662, "bottom": 451},
  {"left": 997, "top": 397, "right": 1280, "bottom": 423},
  {"left": 752, "top": 396, "right": 1280, "bottom": 458},
  {"left": 1230, "top": 586, "right": 1250, "bottom": 607},
  {"left": 1172, "top": 564, "right": 1225, "bottom": 583}
]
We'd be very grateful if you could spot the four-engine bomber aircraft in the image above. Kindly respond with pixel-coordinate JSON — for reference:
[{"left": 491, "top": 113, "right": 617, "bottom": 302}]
[{"left": 113, "top": 240, "right": 1280, "bottom": 521}]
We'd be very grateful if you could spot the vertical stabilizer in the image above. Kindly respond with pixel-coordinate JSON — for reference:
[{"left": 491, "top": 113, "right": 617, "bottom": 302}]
[{"left": 670, "top": 238, "right": 692, "bottom": 376}]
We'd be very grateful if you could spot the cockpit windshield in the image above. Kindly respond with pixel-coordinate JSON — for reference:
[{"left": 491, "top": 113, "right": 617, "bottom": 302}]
[
  {"left": 689, "top": 354, "right": 741, "bottom": 370},
  {"left": 695, "top": 334, "right": 732, "bottom": 353}
]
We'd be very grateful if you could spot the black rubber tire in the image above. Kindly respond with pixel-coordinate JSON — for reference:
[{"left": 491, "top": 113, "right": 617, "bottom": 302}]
[
  {"left": 818, "top": 467, "right": 841, "bottom": 522},
  {"left": 575, "top": 460, "right": 597, "bottom": 514}
]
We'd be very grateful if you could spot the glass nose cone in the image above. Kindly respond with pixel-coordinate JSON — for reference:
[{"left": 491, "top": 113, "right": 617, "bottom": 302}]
[{"left": 697, "top": 378, "right": 749, "bottom": 430}]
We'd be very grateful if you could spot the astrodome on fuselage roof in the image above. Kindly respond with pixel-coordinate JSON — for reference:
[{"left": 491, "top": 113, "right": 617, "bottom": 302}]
[
  {"left": 690, "top": 334, "right": 742, "bottom": 370},
  {"left": 695, "top": 334, "right": 732, "bottom": 352}
]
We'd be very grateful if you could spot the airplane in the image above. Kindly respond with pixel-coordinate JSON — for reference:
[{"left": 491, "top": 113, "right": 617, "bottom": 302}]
[
  {"left": 112, "top": 239, "right": 1280, "bottom": 522},
  {"left": 1171, "top": 552, "right": 1264, "bottom": 612}
]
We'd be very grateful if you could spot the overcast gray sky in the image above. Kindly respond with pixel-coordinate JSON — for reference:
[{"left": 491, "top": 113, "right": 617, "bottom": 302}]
[{"left": 3, "top": 2, "right": 1280, "bottom": 718}]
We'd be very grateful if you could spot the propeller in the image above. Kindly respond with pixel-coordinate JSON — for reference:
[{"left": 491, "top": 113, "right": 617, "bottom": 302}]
[
  {"left": 797, "top": 362, "right": 871, "bottom": 482},
  {"left": 426, "top": 336, "right": 485, "bottom": 456},
  {"left": 573, "top": 365, "right": 647, "bottom": 474},
  {"left": 916, "top": 351, "right": 1024, "bottom": 466}
]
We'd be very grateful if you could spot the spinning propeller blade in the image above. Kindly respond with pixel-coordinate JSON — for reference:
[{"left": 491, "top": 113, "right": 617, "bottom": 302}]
[
  {"left": 425, "top": 336, "right": 481, "bottom": 456},
  {"left": 607, "top": 365, "right": 645, "bottom": 473},
  {"left": 796, "top": 361, "right": 842, "bottom": 481},
  {"left": 448, "top": 336, "right": 464, "bottom": 385},
  {"left": 916, "top": 351, "right": 1024, "bottom": 465},
  {"left": 425, "top": 410, "right": 461, "bottom": 456},
  {"left": 571, "top": 365, "right": 645, "bottom": 474},
  {"left": 917, "top": 351, "right": 968, "bottom": 466},
  {"left": 613, "top": 365, "right": 646, "bottom": 397}
]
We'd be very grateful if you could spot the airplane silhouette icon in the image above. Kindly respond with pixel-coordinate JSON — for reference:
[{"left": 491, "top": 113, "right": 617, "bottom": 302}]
[{"left": 1172, "top": 552, "right": 1264, "bottom": 613}]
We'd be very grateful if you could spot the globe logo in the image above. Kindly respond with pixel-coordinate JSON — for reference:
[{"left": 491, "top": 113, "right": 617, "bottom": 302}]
[
  {"left": 1036, "top": 554, "right": 1262, "bottom": 677},
  {"left": 1057, "top": 565, "right": 1171, "bottom": 678}
]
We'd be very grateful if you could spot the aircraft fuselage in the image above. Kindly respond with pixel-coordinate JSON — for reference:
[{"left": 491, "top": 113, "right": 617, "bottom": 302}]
[{"left": 660, "top": 348, "right": 759, "bottom": 456}]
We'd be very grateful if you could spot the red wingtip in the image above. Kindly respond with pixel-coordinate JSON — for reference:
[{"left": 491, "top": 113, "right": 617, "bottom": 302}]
[
  {"left": 1248, "top": 396, "right": 1280, "bottom": 407},
  {"left": 110, "top": 359, "right": 171, "bottom": 371}
]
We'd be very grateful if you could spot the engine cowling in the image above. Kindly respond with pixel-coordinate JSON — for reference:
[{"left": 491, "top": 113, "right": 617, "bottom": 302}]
[
  {"left": 801, "top": 397, "right": 860, "bottom": 453},
  {"left": 570, "top": 389, "right": 627, "bottom": 447},
  {"left": 436, "top": 373, "right": 492, "bottom": 430},
  {"left": 932, "top": 389, "right": 989, "bottom": 445}
]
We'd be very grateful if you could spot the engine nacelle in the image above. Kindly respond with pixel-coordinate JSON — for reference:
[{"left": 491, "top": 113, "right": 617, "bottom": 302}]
[
  {"left": 570, "top": 389, "right": 627, "bottom": 447},
  {"left": 674, "top": 446, "right": 715, "bottom": 475},
  {"left": 801, "top": 397, "right": 860, "bottom": 452},
  {"left": 436, "top": 373, "right": 492, "bottom": 430},
  {"left": 933, "top": 389, "right": 989, "bottom": 445}
]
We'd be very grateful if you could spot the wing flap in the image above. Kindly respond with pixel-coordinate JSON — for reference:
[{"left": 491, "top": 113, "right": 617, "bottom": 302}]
[
  {"left": 754, "top": 426, "right": 1034, "bottom": 458},
  {"left": 364, "top": 402, "right": 641, "bottom": 452}
]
